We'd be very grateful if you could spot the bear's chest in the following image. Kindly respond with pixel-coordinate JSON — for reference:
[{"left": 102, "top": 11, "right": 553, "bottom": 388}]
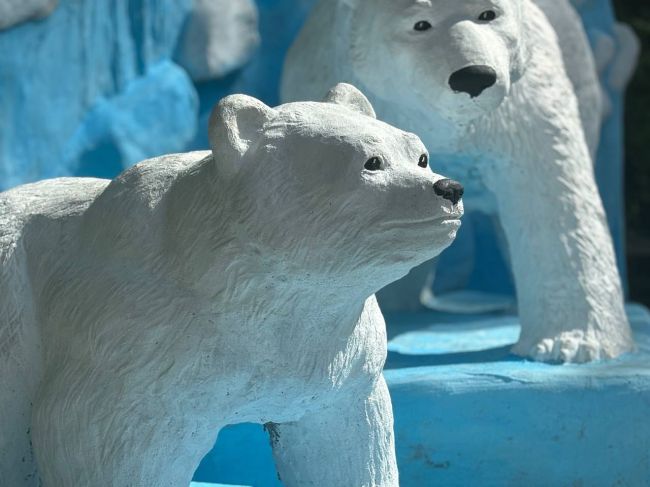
[{"left": 207, "top": 297, "right": 388, "bottom": 423}]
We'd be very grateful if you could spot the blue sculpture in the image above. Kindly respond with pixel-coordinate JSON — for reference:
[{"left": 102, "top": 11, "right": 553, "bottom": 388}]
[{"left": 0, "top": 0, "right": 197, "bottom": 190}]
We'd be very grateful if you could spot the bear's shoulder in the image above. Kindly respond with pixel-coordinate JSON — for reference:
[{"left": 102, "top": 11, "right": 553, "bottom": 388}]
[
  {"left": 78, "top": 151, "right": 213, "bottom": 258},
  {"left": 1, "top": 177, "right": 109, "bottom": 222},
  {"left": 1, "top": 178, "right": 109, "bottom": 347},
  {"left": 92, "top": 151, "right": 212, "bottom": 211},
  {"left": 1, "top": 177, "right": 109, "bottom": 261},
  {"left": 83, "top": 150, "right": 211, "bottom": 227}
]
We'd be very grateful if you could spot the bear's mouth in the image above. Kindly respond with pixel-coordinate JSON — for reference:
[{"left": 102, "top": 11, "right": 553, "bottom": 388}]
[{"left": 380, "top": 215, "right": 461, "bottom": 230}]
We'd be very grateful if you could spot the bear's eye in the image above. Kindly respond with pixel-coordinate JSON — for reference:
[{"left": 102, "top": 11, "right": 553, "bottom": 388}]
[
  {"left": 418, "top": 154, "right": 429, "bottom": 168},
  {"left": 478, "top": 10, "right": 497, "bottom": 22},
  {"left": 413, "top": 20, "right": 432, "bottom": 32},
  {"left": 364, "top": 157, "right": 382, "bottom": 171}
]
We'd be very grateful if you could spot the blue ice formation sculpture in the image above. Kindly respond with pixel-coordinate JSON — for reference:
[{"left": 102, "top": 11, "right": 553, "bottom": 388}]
[
  {"left": 0, "top": 0, "right": 198, "bottom": 190},
  {"left": 0, "top": 0, "right": 268, "bottom": 191}
]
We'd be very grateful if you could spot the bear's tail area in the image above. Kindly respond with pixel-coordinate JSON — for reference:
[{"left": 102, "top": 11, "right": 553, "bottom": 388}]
[{"left": 0, "top": 204, "right": 42, "bottom": 487}]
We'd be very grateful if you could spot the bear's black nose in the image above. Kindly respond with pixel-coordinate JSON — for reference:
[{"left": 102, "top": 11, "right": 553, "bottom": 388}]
[
  {"left": 433, "top": 179, "right": 464, "bottom": 205},
  {"left": 448, "top": 65, "right": 497, "bottom": 98}
]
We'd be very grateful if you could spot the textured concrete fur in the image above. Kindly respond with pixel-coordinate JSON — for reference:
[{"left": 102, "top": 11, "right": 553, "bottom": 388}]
[
  {"left": 0, "top": 84, "right": 462, "bottom": 486},
  {"left": 282, "top": 0, "right": 635, "bottom": 363}
]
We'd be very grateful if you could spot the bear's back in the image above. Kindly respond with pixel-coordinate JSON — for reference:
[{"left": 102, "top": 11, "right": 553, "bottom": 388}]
[
  {"left": 1, "top": 177, "right": 110, "bottom": 306},
  {"left": 1, "top": 177, "right": 109, "bottom": 359},
  {"left": 533, "top": 0, "right": 603, "bottom": 154},
  {"left": 0, "top": 177, "right": 110, "bottom": 487},
  {"left": 1, "top": 177, "right": 109, "bottom": 231}
]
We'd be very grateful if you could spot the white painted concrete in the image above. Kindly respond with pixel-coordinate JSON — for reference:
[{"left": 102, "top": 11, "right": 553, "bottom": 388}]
[{"left": 0, "top": 84, "right": 461, "bottom": 486}]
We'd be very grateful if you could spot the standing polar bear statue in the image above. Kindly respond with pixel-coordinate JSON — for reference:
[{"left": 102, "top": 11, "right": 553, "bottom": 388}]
[
  {"left": 0, "top": 84, "right": 463, "bottom": 486},
  {"left": 282, "top": 0, "right": 635, "bottom": 363}
]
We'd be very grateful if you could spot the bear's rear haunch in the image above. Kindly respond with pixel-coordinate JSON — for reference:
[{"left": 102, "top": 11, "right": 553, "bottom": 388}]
[{"left": 0, "top": 84, "right": 462, "bottom": 487}]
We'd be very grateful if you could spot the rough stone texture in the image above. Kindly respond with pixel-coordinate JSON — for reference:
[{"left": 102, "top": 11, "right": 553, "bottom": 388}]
[
  {"left": 66, "top": 60, "right": 199, "bottom": 179},
  {"left": 0, "top": 0, "right": 197, "bottom": 190},
  {"left": 282, "top": 0, "right": 635, "bottom": 363},
  {"left": 175, "top": 0, "right": 260, "bottom": 82},
  {"left": 0, "top": 0, "right": 58, "bottom": 31},
  {"left": 0, "top": 85, "right": 462, "bottom": 486}
]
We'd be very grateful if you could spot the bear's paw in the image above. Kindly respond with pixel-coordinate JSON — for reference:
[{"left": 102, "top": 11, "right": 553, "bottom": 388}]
[{"left": 514, "top": 329, "right": 634, "bottom": 364}]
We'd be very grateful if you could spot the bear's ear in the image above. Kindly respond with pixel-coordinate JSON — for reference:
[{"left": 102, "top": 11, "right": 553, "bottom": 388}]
[
  {"left": 208, "top": 94, "right": 275, "bottom": 176},
  {"left": 323, "top": 83, "right": 376, "bottom": 119}
]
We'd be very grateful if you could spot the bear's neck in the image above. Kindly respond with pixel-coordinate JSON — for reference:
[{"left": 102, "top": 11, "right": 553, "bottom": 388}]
[
  {"left": 162, "top": 164, "right": 377, "bottom": 324},
  {"left": 224, "top": 275, "right": 370, "bottom": 331},
  {"left": 186, "top": 247, "right": 374, "bottom": 334},
  {"left": 203, "top": 249, "right": 376, "bottom": 324}
]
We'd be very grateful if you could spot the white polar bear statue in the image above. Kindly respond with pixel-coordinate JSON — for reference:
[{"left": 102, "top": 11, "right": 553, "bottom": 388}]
[
  {"left": 282, "top": 0, "right": 635, "bottom": 363},
  {"left": 0, "top": 84, "right": 463, "bottom": 487}
]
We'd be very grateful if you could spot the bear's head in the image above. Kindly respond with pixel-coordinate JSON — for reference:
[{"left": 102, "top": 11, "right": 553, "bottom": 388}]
[
  {"left": 208, "top": 84, "right": 462, "bottom": 291},
  {"left": 340, "top": 0, "right": 530, "bottom": 122}
]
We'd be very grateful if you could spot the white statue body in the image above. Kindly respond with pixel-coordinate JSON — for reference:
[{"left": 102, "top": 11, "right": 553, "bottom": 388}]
[
  {"left": 282, "top": 0, "right": 634, "bottom": 363},
  {"left": 0, "top": 84, "right": 462, "bottom": 486}
]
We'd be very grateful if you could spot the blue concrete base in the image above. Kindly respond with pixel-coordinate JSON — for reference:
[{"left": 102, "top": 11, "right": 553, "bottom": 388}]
[
  {"left": 190, "top": 483, "right": 249, "bottom": 487},
  {"left": 193, "top": 304, "right": 650, "bottom": 487}
]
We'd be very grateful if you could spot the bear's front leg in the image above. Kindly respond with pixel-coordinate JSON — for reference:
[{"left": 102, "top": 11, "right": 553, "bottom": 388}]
[
  {"left": 268, "top": 376, "right": 398, "bottom": 487},
  {"left": 482, "top": 108, "right": 634, "bottom": 363},
  {"left": 32, "top": 369, "right": 220, "bottom": 487}
]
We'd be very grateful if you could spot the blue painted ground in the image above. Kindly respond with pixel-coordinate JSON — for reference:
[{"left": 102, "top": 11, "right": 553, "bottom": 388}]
[
  {"left": 190, "top": 483, "right": 248, "bottom": 487},
  {"left": 193, "top": 304, "right": 650, "bottom": 487}
]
